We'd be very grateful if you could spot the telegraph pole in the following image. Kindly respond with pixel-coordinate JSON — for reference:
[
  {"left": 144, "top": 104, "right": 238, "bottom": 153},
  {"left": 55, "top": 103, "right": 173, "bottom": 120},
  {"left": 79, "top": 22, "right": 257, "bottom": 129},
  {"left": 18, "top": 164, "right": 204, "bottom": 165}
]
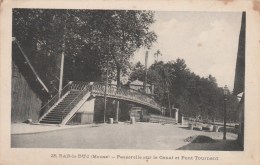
[
  {"left": 168, "top": 92, "right": 171, "bottom": 117},
  {"left": 104, "top": 60, "right": 109, "bottom": 123},
  {"left": 104, "top": 36, "right": 111, "bottom": 123},
  {"left": 223, "top": 95, "right": 227, "bottom": 140},
  {"left": 59, "top": 53, "right": 65, "bottom": 98},
  {"left": 58, "top": 10, "right": 68, "bottom": 98},
  {"left": 143, "top": 51, "right": 148, "bottom": 93},
  {"left": 223, "top": 85, "right": 228, "bottom": 140}
]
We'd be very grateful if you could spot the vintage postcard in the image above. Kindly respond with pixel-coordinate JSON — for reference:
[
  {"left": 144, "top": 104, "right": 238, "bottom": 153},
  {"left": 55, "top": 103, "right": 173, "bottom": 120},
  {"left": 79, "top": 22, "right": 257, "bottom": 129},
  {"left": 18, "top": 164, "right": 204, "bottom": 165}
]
[{"left": 0, "top": 0, "right": 260, "bottom": 165}]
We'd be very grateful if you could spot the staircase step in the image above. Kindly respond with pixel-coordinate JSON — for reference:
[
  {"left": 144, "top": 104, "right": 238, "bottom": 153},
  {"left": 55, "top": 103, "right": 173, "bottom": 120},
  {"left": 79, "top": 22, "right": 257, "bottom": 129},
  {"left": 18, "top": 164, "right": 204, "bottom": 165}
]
[
  {"left": 54, "top": 103, "right": 70, "bottom": 105},
  {"left": 45, "top": 112, "right": 63, "bottom": 115},
  {"left": 46, "top": 110, "right": 73, "bottom": 116},
  {"left": 44, "top": 117, "right": 63, "bottom": 120},
  {"left": 45, "top": 114, "right": 63, "bottom": 117},
  {"left": 40, "top": 88, "right": 87, "bottom": 124},
  {"left": 53, "top": 106, "right": 70, "bottom": 109},
  {"left": 40, "top": 118, "right": 62, "bottom": 121},
  {"left": 54, "top": 104, "right": 77, "bottom": 108},
  {"left": 63, "top": 99, "right": 81, "bottom": 101},
  {"left": 44, "top": 113, "right": 63, "bottom": 116},
  {"left": 46, "top": 110, "right": 62, "bottom": 113},
  {"left": 55, "top": 103, "right": 78, "bottom": 106},
  {"left": 41, "top": 116, "right": 62, "bottom": 120},
  {"left": 41, "top": 119, "right": 62, "bottom": 122},
  {"left": 40, "top": 120, "right": 61, "bottom": 124},
  {"left": 52, "top": 108, "right": 74, "bottom": 112},
  {"left": 50, "top": 110, "right": 65, "bottom": 112},
  {"left": 45, "top": 115, "right": 63, "bottom": 118},
  {"left": 44, "top": 114, "right": 63, "bottom": 118},
  {"left": 54, "top": 104, "right": 69, "bottom": 106},
  {"left": 49, "top": 110, "right": 64, "bottom": 113},
  {"left": 55, "top": 103, "right": 79, "bottom": 108}
]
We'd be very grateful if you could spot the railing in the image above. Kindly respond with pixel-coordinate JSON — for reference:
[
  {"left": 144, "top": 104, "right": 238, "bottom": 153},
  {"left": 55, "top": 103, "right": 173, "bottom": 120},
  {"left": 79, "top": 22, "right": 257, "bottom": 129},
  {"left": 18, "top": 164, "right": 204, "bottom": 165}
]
[
  {"left": 40, "top": 82, "right": 72, "bottom": 116},
  {"left": 149, "top": 114, "right": 176, "bottom": 124},
  {"left": 187, "top": 117, "right": 238, "bottom": 128},
  {"left": 70, "top": 81, "right": 90, "bottom": 90},
  {"left": 91, "top": 83, "right": 161, "bottom": 111},
  {"left": 42, "top": 81, "right": 162, "bottom": 119},
  {"left": 61, "top": 84, "right": 91, "bottom": 120}
]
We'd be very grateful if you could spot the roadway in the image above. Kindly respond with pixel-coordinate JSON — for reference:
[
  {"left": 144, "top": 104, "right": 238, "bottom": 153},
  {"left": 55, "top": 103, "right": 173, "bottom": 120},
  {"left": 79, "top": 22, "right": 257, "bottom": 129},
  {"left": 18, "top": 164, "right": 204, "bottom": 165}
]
[{"left": 11, "top": 122, "right": 237, "bottom": 149}]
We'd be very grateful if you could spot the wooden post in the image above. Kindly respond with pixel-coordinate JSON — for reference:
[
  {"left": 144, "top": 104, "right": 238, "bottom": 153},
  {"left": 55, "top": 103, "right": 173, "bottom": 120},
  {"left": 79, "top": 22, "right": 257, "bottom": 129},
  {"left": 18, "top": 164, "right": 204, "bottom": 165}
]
[
  {"left": 58, "top": 10, "right": 68, "bottom": 98},
  {"left": 168, "top": 92, "right": 171, "bottom": 117},
  {"left": 115, "top": 66, "right": 121, "bottom": 123},
  {"left": 143, "top": 51, "right": 148, "bottom": 93},
  {"left": 223, "top": 96, "right": 227, "bottom": 140},
  {"left": 58, "top": 53, "right": 64, "bottom": 98},
  {"left": 104, "top": 60, "right": 109, "bottom": 123},
  {"left": 175, "top": 108, "right": 179, "bottom": 124}
]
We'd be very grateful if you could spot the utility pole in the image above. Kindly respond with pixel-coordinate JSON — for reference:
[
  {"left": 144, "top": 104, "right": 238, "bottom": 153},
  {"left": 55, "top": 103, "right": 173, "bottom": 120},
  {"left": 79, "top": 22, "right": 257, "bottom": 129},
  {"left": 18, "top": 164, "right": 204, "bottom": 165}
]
[
  {"left": 58, "top": 54, "right": 65, "bottom": 98},
  {"left": 58, "top": 10, "right": 68, "bottom": 98},
  {"left": 223, "top": 96, "right": 227, "bottom": 140},
  {"left": 143, "top": 51, "right": 148, "bottom": 93},
  {"left": 168, "top": 92, "right": 171, "bottom": 117},
  {"left": 223, "top": 85, "right": 228, "bottom": 140},
  {"left": 104, "top": 36, "right": 111, "bottom": 123},
  {"left": 115, "top": 77, "right": 120, "bottom": 123},
  {"left": 104, "top": 60, "right": 109, "bottom": 123}
]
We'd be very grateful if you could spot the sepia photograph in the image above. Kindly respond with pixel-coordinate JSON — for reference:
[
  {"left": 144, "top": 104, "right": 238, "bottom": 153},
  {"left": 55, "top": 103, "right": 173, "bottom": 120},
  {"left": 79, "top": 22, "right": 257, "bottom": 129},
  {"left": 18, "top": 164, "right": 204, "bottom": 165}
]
[
  {"left": 11, "top": 8, "right": 245, "bottom": 151},
  {"left": 1, "top": 1, "right": 260, "bottom": 165}
]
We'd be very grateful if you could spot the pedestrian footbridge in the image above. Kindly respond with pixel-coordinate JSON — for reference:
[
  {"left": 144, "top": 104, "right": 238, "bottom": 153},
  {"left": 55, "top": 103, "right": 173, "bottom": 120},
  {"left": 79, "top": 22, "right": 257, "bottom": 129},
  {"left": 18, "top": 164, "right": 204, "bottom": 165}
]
[{"left": 39, "top": 81, "right": 162, "bottom": 124}]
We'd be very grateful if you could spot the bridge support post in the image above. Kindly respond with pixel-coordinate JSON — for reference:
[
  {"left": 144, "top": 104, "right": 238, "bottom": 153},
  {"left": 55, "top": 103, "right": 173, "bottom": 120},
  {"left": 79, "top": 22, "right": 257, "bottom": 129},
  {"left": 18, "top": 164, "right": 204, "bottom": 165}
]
[
  {"left": 115, "top": 100, "right": 119, "bottom": 123},
  {"left": 175, "top": 108, "right": 179, "bottom": 124}
]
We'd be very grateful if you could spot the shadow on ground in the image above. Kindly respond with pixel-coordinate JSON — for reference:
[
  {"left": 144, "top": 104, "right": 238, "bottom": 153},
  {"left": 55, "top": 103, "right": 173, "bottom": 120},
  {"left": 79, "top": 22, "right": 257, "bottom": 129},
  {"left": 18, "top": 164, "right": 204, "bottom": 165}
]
[{"left": 178, "top": 135, "right": 243, "bottom": 151}]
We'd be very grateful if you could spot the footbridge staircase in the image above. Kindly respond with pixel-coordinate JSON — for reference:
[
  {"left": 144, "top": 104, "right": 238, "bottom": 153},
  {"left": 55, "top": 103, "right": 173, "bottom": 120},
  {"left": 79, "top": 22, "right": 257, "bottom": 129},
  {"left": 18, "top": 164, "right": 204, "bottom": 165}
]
[{"left": 39, "top": 81, "right": 162, "bottom": 124}]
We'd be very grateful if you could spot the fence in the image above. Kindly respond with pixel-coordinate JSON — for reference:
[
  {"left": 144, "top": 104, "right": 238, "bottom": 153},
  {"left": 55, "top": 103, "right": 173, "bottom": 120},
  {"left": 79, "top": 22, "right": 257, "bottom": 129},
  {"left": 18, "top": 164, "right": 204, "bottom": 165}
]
[
  {"left": 186, "top": 117, "right": 238, "bottom": 128},
  {"left": 149, "top": 114, "right": 176, "bottom": 124},
  {"left": 91, "top": 82, "right": 161, "bottom": 111}
]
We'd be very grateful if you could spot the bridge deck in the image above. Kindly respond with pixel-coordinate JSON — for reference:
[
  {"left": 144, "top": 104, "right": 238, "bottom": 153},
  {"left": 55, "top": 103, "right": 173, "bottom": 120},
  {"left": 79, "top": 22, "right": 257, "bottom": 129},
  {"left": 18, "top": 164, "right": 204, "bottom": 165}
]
[{"left": 71, "top": 82, "right": 162, "bottom": 112}]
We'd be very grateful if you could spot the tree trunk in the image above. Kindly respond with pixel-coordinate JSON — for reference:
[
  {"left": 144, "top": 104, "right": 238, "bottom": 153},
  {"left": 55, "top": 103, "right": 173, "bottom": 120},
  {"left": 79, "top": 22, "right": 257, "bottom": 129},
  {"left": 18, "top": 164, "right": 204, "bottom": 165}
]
[
  {"left": 117, "top": 66, "right": 121, "bottom": 87},
  {"left": 168, "top": 92, "right": 171, "bottom": 117},
  {"left": 115, "top": 66, "right": 121, "bottom": 122}
]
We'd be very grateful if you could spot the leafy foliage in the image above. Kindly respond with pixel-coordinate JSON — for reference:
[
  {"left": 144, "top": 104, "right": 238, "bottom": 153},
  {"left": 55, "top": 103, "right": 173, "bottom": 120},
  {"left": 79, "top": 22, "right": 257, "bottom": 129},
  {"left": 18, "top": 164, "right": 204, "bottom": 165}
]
[
  {"left": 13, "top": 9, "right": 157, "bottom": 93},
  {"left": 130, "top": 59, "right": 239, "bottom": 121}
]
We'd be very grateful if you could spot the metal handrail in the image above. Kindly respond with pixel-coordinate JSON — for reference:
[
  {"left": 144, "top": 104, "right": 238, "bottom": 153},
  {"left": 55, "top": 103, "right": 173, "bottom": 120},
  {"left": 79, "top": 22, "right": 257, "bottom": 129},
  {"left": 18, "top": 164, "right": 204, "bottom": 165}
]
[
  {"left": 101, "top": 83, "right": 156, "bottom": 99},
  {"left": 40, "top": 82, "right": 72, "bottom": 114},
  {"left": 70, "top": 81, "right": 90, "bottom": 90},
  {"left": 61, "top": 85, "right": 91, "bottom": 120},
  {"left": 40, "top": 81, "right": 163, "bottom": 123},
  {"left": 149, "top": 114, "right": 175, "bottom": 123},
  {"left": 91, "top": 82, "right": 161, "bottom": 110}
]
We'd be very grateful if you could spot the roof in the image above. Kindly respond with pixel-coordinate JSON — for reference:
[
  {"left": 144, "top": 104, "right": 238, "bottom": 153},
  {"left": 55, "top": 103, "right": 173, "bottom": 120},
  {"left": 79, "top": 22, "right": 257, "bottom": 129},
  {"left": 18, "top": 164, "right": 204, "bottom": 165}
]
[{"left": 130, "top": 79, "right": 151, "bottom": 86}]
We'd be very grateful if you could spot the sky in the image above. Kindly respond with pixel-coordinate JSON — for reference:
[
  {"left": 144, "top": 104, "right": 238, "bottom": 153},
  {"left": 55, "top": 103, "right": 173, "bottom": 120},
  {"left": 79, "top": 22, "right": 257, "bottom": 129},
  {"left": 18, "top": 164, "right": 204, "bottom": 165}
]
[{"left": 133, "top": 11, "right": 243, "bottom": 91}]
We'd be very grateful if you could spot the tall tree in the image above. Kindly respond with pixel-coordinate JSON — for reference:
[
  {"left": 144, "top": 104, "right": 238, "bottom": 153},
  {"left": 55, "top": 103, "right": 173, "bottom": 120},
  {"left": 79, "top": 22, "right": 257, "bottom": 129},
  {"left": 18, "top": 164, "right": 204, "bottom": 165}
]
[
  {"left": 13, "top": 9, "right": 157, "bottom": 94},
  {"left": 130, "top": 59, "right": 240, "bottom": 120}
]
